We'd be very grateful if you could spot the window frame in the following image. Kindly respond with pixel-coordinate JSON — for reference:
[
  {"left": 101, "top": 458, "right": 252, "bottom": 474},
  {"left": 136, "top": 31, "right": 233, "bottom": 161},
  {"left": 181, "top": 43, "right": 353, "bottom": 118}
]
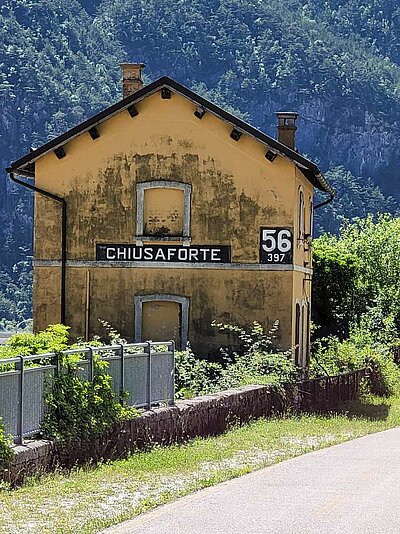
[
  {"left": 298, "top": 187, "right": 305, "bottom": 243},
  {"left": 134, "top": 293, "right": 190, "bottom": 349},
  {"left": 136, "top": 180, "right": 192, "bottom": 245},
  {"left": 294, "top": 302, "right": 301, "bottom": 366}
]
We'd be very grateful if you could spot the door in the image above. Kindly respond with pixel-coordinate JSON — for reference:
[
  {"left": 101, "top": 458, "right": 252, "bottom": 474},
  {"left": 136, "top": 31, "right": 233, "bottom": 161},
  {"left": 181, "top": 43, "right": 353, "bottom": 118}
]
[{"left": 142, "top": 300, "right": 181, "bottom": 346}]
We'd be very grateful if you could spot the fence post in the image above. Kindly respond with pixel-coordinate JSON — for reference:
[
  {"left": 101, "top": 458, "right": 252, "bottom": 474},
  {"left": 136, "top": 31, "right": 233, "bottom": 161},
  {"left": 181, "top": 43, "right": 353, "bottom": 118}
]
[
  {"left": 55, "top": 352, "right": 60, "bottom": 377},
  {"left": 88, "top": 347, "right": 94, "bottom": 382},
  {"left": 313, "top": 378, "right": 317, "bottom": 411},
  {"left": 16, "top": 356, "right": 24, "bottom": 445},
  {"left": 170, "top": 340, "right": 175, "bottom": 406},
  {"left": 119, "top": 344, "right": 125, "bottom": 404},
  {"left": 146, "top": 342, "right": 152, "bottom": 409}
]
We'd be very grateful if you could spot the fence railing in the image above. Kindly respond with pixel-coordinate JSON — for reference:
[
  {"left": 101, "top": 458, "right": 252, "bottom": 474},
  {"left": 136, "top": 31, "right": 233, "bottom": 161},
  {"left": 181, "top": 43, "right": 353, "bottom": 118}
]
[
  {"left": 298, "top": 368, "right": 367, "bottom": 411},
  {"left": 0, "top": 341, "right": 175, "bottom": 444}
]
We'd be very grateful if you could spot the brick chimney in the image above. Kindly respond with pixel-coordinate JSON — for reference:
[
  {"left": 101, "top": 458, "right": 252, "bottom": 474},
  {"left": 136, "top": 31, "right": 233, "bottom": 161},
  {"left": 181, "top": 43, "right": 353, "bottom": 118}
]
[
  {"left": 276, "top": 112, "right": 298, "bottom": 150},
  {"left": 120, "top": 63, "right": 145, "bottom": 98}
]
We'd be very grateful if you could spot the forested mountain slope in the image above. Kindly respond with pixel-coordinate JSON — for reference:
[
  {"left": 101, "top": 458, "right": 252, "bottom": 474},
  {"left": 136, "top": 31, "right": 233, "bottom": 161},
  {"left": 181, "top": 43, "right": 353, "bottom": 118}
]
[
  {"left": 96, "top": 0, "right": 400, "bottom": 195},
  {"left": 1, "top": 0, "right": 399, "bottom": 323},
  {"left": 1, "top": 0, "right": 123, "bottom": 269}
]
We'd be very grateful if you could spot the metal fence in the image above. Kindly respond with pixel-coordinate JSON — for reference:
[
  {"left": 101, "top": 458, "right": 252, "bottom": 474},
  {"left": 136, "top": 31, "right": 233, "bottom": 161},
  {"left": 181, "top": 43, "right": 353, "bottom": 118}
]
[
  {"left": 298, "top": 368, "right": 367, "bottom": 412},
  {"left": 0, "top": 341, "right": 175, "bottom": 444}
]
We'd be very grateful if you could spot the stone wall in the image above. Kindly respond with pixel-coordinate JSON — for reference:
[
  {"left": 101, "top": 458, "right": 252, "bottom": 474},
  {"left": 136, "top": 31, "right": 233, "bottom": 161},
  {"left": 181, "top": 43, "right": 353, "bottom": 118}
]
[{"left": 2, "top": 369, "right": 366, "bottom": 486}]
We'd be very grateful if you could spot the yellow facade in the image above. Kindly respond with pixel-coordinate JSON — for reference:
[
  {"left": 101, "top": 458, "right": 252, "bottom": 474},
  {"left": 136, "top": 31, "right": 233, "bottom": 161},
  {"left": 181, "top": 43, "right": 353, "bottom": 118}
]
[{"left": 23, "top": 84, "right": 317, "bottom": 358}]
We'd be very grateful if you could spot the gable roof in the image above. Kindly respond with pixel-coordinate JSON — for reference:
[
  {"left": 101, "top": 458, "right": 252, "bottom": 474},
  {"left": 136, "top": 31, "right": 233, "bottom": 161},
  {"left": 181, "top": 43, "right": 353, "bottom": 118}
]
[{"left": 7, "top": 76, "right": 334, "bottom": 195}]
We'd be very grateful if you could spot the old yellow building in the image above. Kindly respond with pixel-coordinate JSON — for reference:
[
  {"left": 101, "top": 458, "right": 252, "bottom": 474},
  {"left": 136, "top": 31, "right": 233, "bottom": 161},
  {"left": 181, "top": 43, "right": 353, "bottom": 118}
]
[{"left": 8, "top": 65, "right": 334, "bottom": 364}]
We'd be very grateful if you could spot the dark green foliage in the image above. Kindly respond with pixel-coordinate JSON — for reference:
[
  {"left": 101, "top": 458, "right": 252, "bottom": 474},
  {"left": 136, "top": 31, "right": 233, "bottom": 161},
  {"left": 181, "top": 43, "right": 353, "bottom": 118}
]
[
  {"left": 312, "top": 236, "right": 362, "bottom": 339},
  {"left": 174, "top": 349, "right": 223, "bottom": 398},
  {"left": 0, "top": 260, "right": 32, "bottom": 329},
  {"left": 42, "top": 357, "right": 137, "bottom": 444},
  {"left": 0, "top": 0, "right": 124, "bottom": 316},
  {"left": 313, "top": 215, "right": 400, "bottom": 339},
  {"left": 0, "top": 419, "right": 12, "bottom": 472},
  {"left": 314, "top": 167, "right": 396, "bottom": 236},
  {"left": 175, "top": 321, "right": 298, "bottom": 398}
]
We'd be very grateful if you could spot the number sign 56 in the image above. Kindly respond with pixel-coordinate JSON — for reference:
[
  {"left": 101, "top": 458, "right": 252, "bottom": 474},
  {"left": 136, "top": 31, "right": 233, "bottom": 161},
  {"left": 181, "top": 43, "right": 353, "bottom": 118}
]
[{"left": 260, "top": 228, "right": 293, "bottom": 264}]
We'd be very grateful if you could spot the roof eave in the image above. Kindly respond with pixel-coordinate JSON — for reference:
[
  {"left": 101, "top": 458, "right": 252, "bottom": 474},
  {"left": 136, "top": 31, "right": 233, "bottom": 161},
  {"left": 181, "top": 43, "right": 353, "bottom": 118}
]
[{"left": 7, "top": 76, "right": 333, "bottom": 194}]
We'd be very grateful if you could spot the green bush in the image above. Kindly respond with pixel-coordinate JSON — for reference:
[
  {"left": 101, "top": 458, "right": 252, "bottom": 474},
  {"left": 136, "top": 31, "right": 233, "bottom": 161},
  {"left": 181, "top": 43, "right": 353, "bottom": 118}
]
[
  {"left": 310, "top": 329, "right": 400, "bottom": 397},
  {"left": 175, "top": 321, "right": 298, "bottom": 398},
  {"left": 218, "top": 351, "right": 297, "bottom": 391},
  {"left": 312, "top": 236, "right": 362, "bottom": 339},
  {"left": 0, "top": 324, "right": 70, "bottom": 360},
  {"left": 0, "top": 419, "right": 12, "bottom": 472},
  {"left": 214, "top": 320, "right": 298, "bottom": 389},
  {"left": 366, "top": 352, "right": 400, "bottom": 397},
  {"left": 174, "top": 348, "right": 223, "bottom": 398},
  {"left": 41, "top": 355, "right": 138, "bottom": 444}
]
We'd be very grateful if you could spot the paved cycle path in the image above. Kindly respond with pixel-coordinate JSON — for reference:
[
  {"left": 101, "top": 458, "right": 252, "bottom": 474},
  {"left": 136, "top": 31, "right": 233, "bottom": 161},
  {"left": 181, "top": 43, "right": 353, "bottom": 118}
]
[{"left": 101, "top": 428, "right": 400, "bottom": 534}]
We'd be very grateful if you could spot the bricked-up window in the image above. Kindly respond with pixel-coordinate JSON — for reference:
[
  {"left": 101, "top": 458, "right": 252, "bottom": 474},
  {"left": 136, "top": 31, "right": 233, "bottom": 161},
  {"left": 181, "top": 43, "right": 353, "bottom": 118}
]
[
  {"left": 144, "top": 188, "right": 184, "bottom": 236},
  {"left": 294, "top": 303, "right": 301, "bottom": 366},
  {"left": 134, "top": 294, "right": 190, "bottom": 349},
  {"left": 298, "top": 188, "right": 305, "bottom": 241},
  {"left": 136, "top": 181, "right": 192, "bottom": 243}
]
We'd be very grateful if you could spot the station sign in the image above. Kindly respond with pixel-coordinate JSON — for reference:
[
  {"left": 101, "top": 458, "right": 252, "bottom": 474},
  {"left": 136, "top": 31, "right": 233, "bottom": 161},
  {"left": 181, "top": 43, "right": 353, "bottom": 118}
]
[
  {"left": 96, "top": 244, "right": 231, "bottom": 263},
  {"left": 260, "top": 228, "right": 293, "bottom": 264}
]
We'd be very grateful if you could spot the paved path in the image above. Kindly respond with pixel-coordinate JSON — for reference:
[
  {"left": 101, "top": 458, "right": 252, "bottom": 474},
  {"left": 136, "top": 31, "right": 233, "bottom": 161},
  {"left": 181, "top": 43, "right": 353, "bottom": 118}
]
[{"left": 102, "top": 428, "right": 400, "bottom": 534}]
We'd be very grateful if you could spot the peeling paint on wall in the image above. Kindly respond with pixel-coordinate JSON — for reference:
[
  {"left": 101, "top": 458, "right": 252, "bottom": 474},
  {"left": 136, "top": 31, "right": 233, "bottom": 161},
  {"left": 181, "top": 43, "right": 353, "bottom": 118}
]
[{"left": 33, "top": 90, "right": 313, "bottom": 354}]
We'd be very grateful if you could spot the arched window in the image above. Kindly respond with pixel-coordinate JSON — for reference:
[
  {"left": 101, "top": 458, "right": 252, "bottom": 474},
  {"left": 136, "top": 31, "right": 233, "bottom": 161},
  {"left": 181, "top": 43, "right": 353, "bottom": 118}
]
[
  {"left": 294, "top": 303, "right": 301, "bottom": 366},
  {"left": 309, "top": 198, "right": 313, "bottom": 238},
  {"left": 298, "top": 189, "right": 305, "bottom": 241}
]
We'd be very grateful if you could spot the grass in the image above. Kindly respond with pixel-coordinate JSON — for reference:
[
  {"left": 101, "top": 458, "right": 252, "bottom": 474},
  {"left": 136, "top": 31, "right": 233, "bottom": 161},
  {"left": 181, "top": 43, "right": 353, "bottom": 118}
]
[{"left": 1, "top": 394, "right": 400, "bottom": 534}]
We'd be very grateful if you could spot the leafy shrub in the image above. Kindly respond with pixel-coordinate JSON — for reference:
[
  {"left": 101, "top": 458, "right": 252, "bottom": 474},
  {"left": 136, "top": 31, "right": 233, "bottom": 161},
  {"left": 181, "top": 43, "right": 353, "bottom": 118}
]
[
  {"left": 365, "top": 352, "right": 400, "bottom": 397},
  {"left": 0, "top": 324, "right": 70, "bottom": 360},
  {"left": 310, "top": 327, "right": 400, "bottom": 397},
  {"left": 214, "top": 320, "right": 298, "bottom": 389},
  {"left": 0, "top": 419, "right": 12, "bottom": 472},
  {"left": 313, "top": 215, "right": 400, "bottom": 342},
  {"left": 175, "top": 321, "right": 298, "bottom": 398},
  {"left": 218, "top": 351, "right": 297, "bottom": 392},
  {"left": 42, "top": 355, "right": 138, "bottom": 444},
  {"left": 174, "top": 348, "right": 223, "bottom": 398},
  {"left": 312, "top": 236, "right": 362, "bottom": 339}
]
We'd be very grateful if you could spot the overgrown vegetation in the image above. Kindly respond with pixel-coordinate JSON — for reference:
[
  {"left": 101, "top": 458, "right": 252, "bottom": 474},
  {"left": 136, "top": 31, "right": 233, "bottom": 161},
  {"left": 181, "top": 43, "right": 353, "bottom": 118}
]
[
  {"left": 311, "top": 214, "right": 400, "bottom": 395},
  {"left": 0, "top": 324, "right": 69, "bottom": 360},
  {"left": 0, "top": 419, "right": 12, "bottom": 473},
  {"left": 41, "top": 354, "right": 138, "bottom": 444},
  {"left": 0, "top": 325, "right": 137, "bottom": 445},
  {"left": 175, "top": 321, "right": 298, "bottom": 399}
]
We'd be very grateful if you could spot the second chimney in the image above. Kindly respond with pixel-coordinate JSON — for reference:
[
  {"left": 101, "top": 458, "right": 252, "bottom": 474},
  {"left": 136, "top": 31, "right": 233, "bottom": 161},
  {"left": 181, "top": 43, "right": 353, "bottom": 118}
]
[
  {"left": 276, "top": 112, "right": 298, "bottom": 150},
  {"left": 120, "top": 63, "right": 145, "bottom": 98}
]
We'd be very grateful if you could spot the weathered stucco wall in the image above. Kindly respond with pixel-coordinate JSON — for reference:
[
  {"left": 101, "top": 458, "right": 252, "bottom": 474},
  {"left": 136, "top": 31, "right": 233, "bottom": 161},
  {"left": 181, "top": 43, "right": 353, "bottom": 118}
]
[
  {"left": 35, "top": 267, "right": 294, "bottom": 352},
  {"left": 34, "top": 92, "right": 295, "bottom": 260},
  {"left": 32, "top": 87, "right": 314, "bottom": 353}
]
